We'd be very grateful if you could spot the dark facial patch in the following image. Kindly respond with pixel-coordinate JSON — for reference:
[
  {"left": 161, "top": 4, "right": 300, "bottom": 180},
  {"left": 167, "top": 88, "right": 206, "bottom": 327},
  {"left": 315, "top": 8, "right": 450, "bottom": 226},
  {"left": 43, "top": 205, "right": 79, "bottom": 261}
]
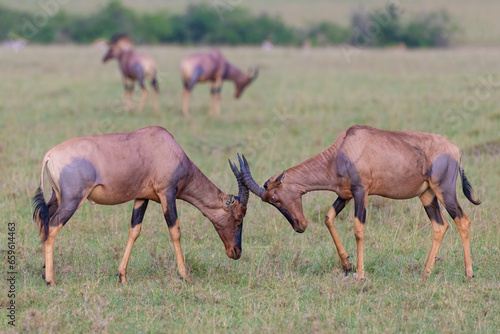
[
  {"left": 234, "top": 223, "right": 243, "bottom": 256},
  {"left": 272, "top": 204, "right": 302, "bottom": 231}
]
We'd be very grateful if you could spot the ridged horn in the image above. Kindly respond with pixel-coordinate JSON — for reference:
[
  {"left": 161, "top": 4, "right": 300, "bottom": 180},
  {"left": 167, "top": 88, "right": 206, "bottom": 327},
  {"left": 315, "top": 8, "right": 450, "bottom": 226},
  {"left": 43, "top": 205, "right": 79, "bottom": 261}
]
[
  {"left": 238, "top": 154, "right": 265, "bottom": 199},
  {"left": 229, "top": 158, "right": 249, "bottom": 207}
]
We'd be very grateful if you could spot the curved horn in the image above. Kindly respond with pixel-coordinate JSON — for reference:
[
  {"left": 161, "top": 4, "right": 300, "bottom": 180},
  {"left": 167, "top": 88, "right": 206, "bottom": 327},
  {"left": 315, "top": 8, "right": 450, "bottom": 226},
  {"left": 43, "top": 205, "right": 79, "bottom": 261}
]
[
  {"left": 229, "top": 158, "right": 249, "bottom": 207},
  {"left": 238, "top": 154, "right": 265, "bottom": 199}
]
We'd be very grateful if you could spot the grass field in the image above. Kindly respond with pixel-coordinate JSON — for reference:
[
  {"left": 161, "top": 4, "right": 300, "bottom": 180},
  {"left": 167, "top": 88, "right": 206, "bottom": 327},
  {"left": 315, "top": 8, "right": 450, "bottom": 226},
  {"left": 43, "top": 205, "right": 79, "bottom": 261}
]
[{"left": 1, "top": 44, "right": 500, "bottom": 333}]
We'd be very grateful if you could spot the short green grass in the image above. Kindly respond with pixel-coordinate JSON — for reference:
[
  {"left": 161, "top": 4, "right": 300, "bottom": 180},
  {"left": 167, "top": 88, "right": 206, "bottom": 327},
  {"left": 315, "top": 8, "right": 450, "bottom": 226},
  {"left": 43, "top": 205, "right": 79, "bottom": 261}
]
[{"left": 1, "top": 45, "right": 500, "bottom": 333}]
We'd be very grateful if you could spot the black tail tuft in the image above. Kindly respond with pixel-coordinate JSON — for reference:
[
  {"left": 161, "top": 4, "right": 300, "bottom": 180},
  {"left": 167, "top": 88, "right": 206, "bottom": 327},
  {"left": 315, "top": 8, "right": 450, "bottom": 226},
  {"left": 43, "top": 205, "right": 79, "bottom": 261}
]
[
  {"left": 461, "top": 169, "right": 481, "bottom": 205},
  {"left": 32, "top": 187, "right": 50, "bottom": 243}
]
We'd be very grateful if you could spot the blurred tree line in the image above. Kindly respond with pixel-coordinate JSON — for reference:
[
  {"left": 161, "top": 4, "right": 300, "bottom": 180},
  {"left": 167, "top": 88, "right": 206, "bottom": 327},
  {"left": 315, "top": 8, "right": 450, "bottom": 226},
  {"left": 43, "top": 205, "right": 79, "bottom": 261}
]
[{"left": 0, "top": 1, "right": 457, "bottom": 47}]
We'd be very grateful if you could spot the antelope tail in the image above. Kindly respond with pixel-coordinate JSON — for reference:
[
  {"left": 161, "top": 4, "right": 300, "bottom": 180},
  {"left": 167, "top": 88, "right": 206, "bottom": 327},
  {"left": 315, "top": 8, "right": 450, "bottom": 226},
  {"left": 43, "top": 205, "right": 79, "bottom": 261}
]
[
  {"left": 32, "top": 158, "right": 50, "bottom": 242},
  {"left": 460, "top": 167, "right": 481, "bottom": 205}
]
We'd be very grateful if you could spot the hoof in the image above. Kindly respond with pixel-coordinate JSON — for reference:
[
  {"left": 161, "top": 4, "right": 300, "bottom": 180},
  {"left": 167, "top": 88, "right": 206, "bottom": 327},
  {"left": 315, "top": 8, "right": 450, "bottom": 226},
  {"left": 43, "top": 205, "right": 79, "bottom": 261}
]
[
  {"left": 353, "top": 273, "right": 365, "bottom": 282},
  {"left": 117, "top": 273, "right": 127, "bottom": 284},
  {"left": 180, "top": 275, "right": 192, "bottom": 283},
  {"left": 343, "top": 263, "right": 353, "bottom": 274}
]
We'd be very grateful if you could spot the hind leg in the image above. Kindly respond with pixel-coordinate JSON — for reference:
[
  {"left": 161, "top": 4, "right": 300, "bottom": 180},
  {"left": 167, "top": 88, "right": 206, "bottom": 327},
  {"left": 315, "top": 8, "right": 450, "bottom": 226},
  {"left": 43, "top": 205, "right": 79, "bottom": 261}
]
[
  {"left": 419, "top": 189, "right": 449, "bottom": 279},
  {"left": 40, "top": 191, "right": 59, "bottom": 280},
  {"left": 431, "top": 184, "right": 473, "bottom": 278},
  {"left": 44, "top": 198, "right": 81, "bottom": 285},
  {"left": 429, "top": 156, "right": 474, "bottom": 278},
  {"left": 454, "top": 211, "right": 473, "bottom": 278}
]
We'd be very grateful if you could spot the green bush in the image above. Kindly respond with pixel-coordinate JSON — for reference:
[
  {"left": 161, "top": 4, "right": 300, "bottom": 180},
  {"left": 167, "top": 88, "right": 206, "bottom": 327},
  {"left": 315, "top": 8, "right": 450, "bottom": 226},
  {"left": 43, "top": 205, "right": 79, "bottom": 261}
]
[
  {"left": 306, "top": 22, "right": 349, "bottom": 46},
  {"left": 67, "top": 1, "right": 137, "bottom": 43},
  {"left": 400, "top": 11, "right": 457, "bottom": 47},
  {"left": 348, "top": 4, "right": 457, "bottom": 48},
  {"left": 0, "top": 1, "right": 457, "bottom": 48}
]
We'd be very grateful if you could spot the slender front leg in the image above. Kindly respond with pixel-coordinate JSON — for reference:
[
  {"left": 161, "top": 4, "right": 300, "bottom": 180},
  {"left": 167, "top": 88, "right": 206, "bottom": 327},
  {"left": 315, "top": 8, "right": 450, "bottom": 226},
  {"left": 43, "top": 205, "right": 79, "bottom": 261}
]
[
  {"left": 117, "top": 199, "right": 149, "bottom": 284},
  {"left": 324, "top": 197, "right": 352, "bottom": 272},
  {"left": 419, "top": 189, "right": 449, "bottom": 279},
  {"left": 159, "top": 191, "right": 191, "bottom": 282},
  {"left": 352, "top": 187, "right": 367, "bottom": 280},
  {"left": 123, "top": 78, "right": 134, "bottom": 111},
  {"left": 214, "top": 78, "right": 222, "bottom": 116},
  {"left": 182, "top": 89, "right": 190, "bottom": 117}
]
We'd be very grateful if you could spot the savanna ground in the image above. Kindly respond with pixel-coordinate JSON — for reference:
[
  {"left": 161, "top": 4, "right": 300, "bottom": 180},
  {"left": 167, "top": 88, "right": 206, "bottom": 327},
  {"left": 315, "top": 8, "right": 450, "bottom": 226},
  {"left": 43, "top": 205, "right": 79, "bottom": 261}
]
[{"left": 1, "top": 43, "right": 500, "bottom": 332}]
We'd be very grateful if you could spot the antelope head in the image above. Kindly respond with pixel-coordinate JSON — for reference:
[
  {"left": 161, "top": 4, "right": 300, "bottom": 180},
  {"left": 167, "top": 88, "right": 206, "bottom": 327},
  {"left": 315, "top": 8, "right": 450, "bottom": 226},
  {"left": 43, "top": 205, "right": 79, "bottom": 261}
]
[
  {"left": 217, "top": 159, "right": 250, "bottom": 259},
  {"left": 102, "top": 33, "right": 134, "bottom": 63},
  {"left": 235, "top": 66, "right": 259, "bottom": 99},
  {"left": 236, "top": 154, "right": 308, "bottom": 233}
]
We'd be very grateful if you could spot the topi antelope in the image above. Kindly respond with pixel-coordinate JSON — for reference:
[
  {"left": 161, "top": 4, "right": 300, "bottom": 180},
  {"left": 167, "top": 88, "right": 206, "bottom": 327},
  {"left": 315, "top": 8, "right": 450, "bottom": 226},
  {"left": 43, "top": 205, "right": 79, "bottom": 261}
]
[
  {"left": 102, "top": 33, "right": 159, "bottom": 112},
  {"left": 180, "top": 49, "right": 258, "bottom": 117},
  {"left": 237, "top": 125, "right": 481, "bottom": 280},
  {"left": 32, "top": 126, "right": 249, "bottom": 285}
]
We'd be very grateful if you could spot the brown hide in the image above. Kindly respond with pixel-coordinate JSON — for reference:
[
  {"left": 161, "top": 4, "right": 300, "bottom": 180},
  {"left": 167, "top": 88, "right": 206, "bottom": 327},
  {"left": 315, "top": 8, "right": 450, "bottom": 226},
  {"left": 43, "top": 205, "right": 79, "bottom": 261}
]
[
  {"left": 180, "top": 49, "right": 258, "bottom": 116},
  {"left": 33, "top": 126, "right": 248, "bottom": 285},
  {"left": 103, "top": 35, "right": 158, "bottom": 112},
  {"left": 239, "top": 125, "right": 480, "bottom": 280}
]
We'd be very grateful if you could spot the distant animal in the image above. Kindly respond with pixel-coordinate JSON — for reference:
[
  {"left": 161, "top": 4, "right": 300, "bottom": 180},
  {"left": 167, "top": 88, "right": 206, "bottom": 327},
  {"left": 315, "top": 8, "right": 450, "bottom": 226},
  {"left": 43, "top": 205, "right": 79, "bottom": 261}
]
[
  {"left": 32, "top": 126, "right": 249, "bottom": 285},
  {"left": 102, "top": 33, "right": 159, "bottom": 112},
  {"left": 236, "top": 125, "right": 481, "bottom": 280},
  {"left": 180, "top": 49, "right": 258, "bottom": 117}
]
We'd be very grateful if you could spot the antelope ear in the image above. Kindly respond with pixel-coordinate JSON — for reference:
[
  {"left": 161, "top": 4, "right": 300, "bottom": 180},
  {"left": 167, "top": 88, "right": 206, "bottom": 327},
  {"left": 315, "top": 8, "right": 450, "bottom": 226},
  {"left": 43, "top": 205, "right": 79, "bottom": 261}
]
[
  {"left": 224, "top": 195, "right": 236, "bottom": 210},
  {"left": 276, "top": 171, "right": 286, "bottom": 183}
]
